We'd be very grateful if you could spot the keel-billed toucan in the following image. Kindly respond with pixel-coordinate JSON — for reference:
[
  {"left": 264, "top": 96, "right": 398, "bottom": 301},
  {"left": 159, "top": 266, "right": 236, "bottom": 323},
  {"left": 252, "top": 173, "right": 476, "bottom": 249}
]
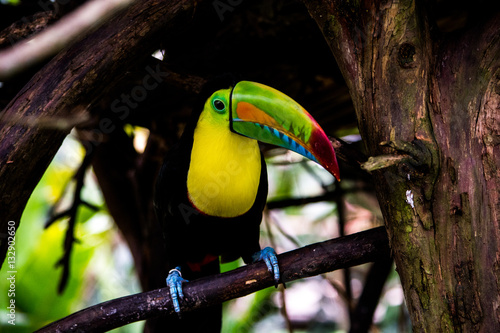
[{"left": 154, "top": 78, "right": 340, "bottom": 332}]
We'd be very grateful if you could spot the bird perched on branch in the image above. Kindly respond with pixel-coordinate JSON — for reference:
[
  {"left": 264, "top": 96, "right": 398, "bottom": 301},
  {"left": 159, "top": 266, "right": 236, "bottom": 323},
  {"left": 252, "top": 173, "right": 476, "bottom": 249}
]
[{"left": 154, "top": 77, "right": 340, "bottom": 332}]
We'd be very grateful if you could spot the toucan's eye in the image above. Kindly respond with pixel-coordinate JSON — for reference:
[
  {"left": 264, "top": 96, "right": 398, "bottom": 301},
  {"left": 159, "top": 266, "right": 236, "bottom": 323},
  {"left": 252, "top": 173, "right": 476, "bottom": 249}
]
[{"left": 213, "top": 99, "right": 226, "bottom": 113}]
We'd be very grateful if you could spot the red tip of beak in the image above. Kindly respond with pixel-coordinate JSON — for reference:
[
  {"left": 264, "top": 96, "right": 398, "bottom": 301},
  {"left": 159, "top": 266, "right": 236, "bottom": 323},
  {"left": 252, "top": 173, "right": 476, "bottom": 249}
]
[{"left": 310, "top": 129, "right": 341, "bottom": 181}]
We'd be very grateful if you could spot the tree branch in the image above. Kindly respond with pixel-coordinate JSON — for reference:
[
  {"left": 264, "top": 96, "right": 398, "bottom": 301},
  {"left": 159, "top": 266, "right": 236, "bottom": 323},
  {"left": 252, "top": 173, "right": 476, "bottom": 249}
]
[
  {"left": 0, "top": 11, "right": 55, "bottom": 49},
  {"left": 349, "top": 256, "right": 394, "bottom": 333},
  {"left": 361, "top": 155, "right": 410, "bottom": 172},
  {"left": 329, "top": 136, "right": 368, "bottom": 167},
  {"left": 35, "top": 227, "right": 390, "bottom": 333},
  {"left": 0, "top": 0, "right": 134, "bottom": 80},
  {"left": 0, "top": 0, "right": 204, "bottom": 270},
  {"left": 44, "top": 149, "right": 97, "bottom": 293}
]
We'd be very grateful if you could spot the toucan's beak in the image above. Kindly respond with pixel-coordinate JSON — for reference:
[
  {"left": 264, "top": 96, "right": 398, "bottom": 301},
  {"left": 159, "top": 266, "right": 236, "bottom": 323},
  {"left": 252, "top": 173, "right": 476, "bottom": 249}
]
[{"left": 230, "top": 81, "right": 340, "bottom": 181}]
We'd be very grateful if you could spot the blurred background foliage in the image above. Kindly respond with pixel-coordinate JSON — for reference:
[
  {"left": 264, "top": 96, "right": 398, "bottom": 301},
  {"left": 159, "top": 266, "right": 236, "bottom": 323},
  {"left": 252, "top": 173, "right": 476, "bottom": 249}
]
[
  {"left": 0, "top": 130, "right": 410, "bottom": 332},
  {"left": 0, "top": 0, "right": 20, "bottom": 5},
  {"left": 0, "top": 136, "right": 143, "bottom": 333}
]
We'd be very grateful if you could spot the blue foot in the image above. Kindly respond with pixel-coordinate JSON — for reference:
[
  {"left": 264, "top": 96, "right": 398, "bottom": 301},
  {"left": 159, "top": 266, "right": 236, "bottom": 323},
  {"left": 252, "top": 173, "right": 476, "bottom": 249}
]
[
  {"left": 166, "top": 266, "right": 189, "bottom": 314},
  {"left": 252, "top": 247, "right": 280, "bottom": 285}
]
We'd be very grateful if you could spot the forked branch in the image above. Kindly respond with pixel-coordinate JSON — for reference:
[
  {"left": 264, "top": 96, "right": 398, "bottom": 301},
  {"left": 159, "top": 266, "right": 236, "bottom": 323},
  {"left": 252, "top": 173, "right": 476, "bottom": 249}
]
[{"left": 45, "top": 150, "right": 98, "bottom": 293}]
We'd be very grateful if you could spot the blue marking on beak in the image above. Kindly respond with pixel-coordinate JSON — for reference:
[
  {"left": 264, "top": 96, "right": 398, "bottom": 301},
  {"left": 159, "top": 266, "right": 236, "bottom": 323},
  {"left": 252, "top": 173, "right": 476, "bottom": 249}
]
[{"left": 244, "top": 121, "right": 320, "bottom": 164}]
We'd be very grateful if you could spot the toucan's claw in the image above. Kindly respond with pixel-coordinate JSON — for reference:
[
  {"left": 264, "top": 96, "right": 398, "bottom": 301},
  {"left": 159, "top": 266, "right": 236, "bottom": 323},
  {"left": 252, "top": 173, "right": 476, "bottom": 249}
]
[
  {"left": 252, "top": 247, "right": 280, "bottom": 286},
  {"left": 166, "top": 266, "right": 188, "bottom": 315}
]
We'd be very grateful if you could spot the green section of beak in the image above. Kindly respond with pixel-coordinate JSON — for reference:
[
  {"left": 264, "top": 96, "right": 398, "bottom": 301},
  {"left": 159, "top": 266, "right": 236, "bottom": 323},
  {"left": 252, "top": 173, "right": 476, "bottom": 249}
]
[{"left": 230, "top": 81, "right": 340, "bottom": 180}]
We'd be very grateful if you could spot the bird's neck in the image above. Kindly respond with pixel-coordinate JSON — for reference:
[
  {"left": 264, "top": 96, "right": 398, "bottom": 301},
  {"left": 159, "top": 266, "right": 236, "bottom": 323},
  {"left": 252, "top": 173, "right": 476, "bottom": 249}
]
[{"left": 187, "top": 118, "right": 262, "bottom": 218}]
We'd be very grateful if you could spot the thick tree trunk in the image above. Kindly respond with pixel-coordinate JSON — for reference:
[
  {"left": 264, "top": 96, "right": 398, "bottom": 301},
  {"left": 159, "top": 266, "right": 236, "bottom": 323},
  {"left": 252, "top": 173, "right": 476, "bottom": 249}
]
[{"left": 303, "top": 0, "right": 500, "bottom": 331}]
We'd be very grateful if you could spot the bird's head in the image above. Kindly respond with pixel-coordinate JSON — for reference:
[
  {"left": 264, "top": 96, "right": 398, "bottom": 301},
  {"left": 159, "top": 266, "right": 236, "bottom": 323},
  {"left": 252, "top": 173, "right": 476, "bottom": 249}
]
[{"left": 201, "top": 80, "right": 340, "bottom": 181}]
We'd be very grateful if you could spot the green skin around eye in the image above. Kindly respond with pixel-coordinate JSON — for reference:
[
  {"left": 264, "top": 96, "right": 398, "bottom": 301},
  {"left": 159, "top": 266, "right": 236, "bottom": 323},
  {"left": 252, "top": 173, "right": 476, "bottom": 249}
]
[
  {"left": 213, "top": 99, "right": 226, "bottom": 112},
  {"left": 210, "top": 90, "right": 230, "bottom": 115}
]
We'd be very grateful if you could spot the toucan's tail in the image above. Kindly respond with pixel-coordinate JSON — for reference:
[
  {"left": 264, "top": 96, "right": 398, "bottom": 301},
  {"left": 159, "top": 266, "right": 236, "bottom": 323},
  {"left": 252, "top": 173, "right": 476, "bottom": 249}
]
[{"left": 175, "top": 258, "right": 222, "bottom": 333}]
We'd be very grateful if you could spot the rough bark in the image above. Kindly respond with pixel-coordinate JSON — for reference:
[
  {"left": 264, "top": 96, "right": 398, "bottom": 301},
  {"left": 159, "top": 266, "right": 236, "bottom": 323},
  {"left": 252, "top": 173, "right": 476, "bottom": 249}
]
[
  {"left": 0, "top": 0, "right": 203, "bottom": 268},
  {"left": 303, "top": 0, "right": 500, "bottom": 331}
]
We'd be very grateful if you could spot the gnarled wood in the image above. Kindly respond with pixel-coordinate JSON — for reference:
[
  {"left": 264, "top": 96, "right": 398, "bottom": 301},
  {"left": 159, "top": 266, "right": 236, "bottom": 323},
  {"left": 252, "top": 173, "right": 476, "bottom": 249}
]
[{"left": 303, "top": 0, "right": 500, "bottom": 331}]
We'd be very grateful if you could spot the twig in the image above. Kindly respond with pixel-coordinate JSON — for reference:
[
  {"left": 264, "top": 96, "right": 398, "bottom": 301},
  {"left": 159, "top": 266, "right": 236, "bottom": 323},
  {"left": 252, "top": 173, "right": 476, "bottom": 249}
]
[
  {"left": 266, "top": 184, "right": 372, "bottom": 210},
  {"left": 361, "top": 154, "right": 410, "bottom": 172},
  {"left": 45, "top": 150, "right": 97, "bottom": 293},
  {"left": 35, "top": 227, "right": 390, "bottom": 333},
  {"left": 349, "top": 256, "right": 394, "bottom": 333},
  {"left": 335, "top": 186, "right": 354, "bottom": 320},
  {"left": 280, "top": 284, "right": 294, "bottom": 333},
  {"left": 266, "top": 211, "right": 303, "bottom": 248},
  {"left": 300, "top": 160, "right": 331, "bottom": 190},
  {"left": 329, "top": 136, "right": 368, "bottom": 167},
  {"left": 263, "top": 213, "right": 293, "bottom": 332},
  {"left": 0, "top": 0, "right": 134, "bottom": 80}
]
